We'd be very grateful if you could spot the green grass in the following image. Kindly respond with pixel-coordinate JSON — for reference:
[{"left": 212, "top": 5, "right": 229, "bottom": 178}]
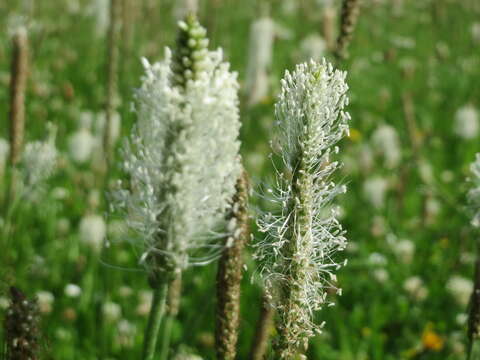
[{"left": 1, "top": 0, "right": 480, "bottom": 359}]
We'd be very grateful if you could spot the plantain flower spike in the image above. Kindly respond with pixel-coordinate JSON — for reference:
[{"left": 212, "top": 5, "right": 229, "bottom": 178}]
[
  {"left": 254, "top": 59, "right": 350, "bottom": 358},
  {"left": 112, "top": 15, "right": 241, "bottom": 284}
]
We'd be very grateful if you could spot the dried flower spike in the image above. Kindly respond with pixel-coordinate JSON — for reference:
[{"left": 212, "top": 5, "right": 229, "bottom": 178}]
[
  {"left": 4, "top": 287, "right": 40, "bottom": 360},
  {"left": 335, "top": 0, "right": 361, "bottom": 60},
  {"left": 216, "top": 170, "right": 250, "bottom": 360},
  {"left": 8, "top": 26, "right": 28, "bottom": 167},
  {"left": 254, "top": 59, "right": 350, "bottom": 358}
]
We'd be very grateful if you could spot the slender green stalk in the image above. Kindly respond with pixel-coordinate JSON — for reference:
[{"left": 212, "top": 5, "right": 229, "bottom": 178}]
[
  {"left": 159, "top": 273, "right": 182, "bottom": 360},
  {"left": 142, "top": 282, "right": 169, "bottom": 360},
  {"left": 159, "top": 315, "right": 175, "bottom": 360}
]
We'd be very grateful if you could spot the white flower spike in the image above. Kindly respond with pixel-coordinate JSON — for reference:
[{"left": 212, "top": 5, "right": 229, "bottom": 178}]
[
  {"left": 254, "top": 59, "right": 350, "bottom": 358},
  {"left": 112, "top": 16, "right": 241, "bottom": 282}
]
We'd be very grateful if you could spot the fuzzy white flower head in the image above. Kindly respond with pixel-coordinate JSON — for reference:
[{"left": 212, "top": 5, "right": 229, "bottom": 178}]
[
  {"left": 468, "top": 153, "right": 480, "bottom": 227},
  {"left": 102, "top": 301, "right": 122, "bottom": 322},
  {"left": 36, "top": 291, "right": 54, "bottom": 314},
  {"left": 79, "top": 214, "right": 106, "bottom": 251},
  {"left": 64, "top": 284, "right": 82, "bottom": 298},
  {"left": 254, "top": 59, "right": 350, "bottom": 356},
  {"left": 453, "top": 105, "right": 479, "bottom": 140},
  {"left": 447, "top": 276, "right": 473, "bottom": 307},
  {"left": 112, "top": 18, "right": 241, "bottom": 277},
  {"left": 68, "top": 128, "right": 96, "bottom": 164},
  {"left": 22, "top": 124, "right": 58, "bottom": 188},
  {"left": 371, "top": 124, "right": 401, "bottom": 168},
  {"left": 362, "top": 176, "right": 389, "bottom": 210},
  {"left": 245, "top": 17, "right": 275, "bottom": 106},
  {"left": 390, "top": 238, "right": 415, "bottom": 264},
  {"left": 403, "top": 276, "right": 428, "bottom": 301}
]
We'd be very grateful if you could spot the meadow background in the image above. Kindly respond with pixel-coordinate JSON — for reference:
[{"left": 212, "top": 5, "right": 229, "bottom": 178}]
[{"left": 1, "top": 0, "right": 480, "bottom": 359}]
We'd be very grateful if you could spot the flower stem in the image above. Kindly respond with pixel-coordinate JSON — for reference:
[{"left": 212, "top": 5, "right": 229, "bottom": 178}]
[
  {"left": 159, "top": 273, "right": 182, "bottom": 360},
  {"left": 142, "top": 282, "right": 168, "bottom": 360}
]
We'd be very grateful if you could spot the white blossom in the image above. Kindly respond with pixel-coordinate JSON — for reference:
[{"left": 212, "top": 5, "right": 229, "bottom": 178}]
[
  {"left": 390, "top": 238, "right": 415, "bottom": 264},
  {"left": 112, "top": 18, "right": 241, "bottom": 275},
  {"left": 371, "top": 124, "right": 401, "bottom": 168},
  {"left": 64, "top": 284, "right": 82, "bottom": 298},
  {"left": 403, "top": 276, "right": 428, "bottom": 301},
  {"left": 68, "top": 128, "right": 96, "bottom": 164},
  {"left": 446, "top": 276, "right": 473, "bottom": 306},
  {"left": 362, "top": 176, "right": 389, "bottom": 209},
  {"left": 254, "top": 60, "right": 350, "bottom": 356},
  {"left": 102, "top": 301, "right": 122, "bottom": 322},
  {"left": 453, "top": 105, "right": 479, "bottom": 140},
  {"left": 21, "top": 125, "right": 58, "bottom": 188},
  {"left": 36, "top": 291, "right": 54, "bottom": 314},
  {"left": 79, "top": 214, "right": 106, "bottom": 251}
]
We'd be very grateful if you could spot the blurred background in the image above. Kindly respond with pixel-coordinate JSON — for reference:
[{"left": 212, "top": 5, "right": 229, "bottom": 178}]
[{"left": 1, "top": 0, "right": 480, "bottom": 359}]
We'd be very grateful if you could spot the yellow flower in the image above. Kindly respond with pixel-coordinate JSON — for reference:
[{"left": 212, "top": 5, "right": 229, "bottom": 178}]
[{"left": 422, "top": 328, "right": 444, "bottom": 351}]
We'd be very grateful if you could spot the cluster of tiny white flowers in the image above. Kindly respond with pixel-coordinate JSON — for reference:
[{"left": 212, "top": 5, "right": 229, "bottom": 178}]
[
  {"left": 112, "top": 35, "right": 241, "bottom": 274},
  {"left": 362, "top": 176, "right": 389, "bottom": 210},
  {"left": 79, "top": 214, "right": 107, "bottom": 252},
  {"left": 21, "top": 125, "right": 58, "bottom": 189},
  {"left": 468, "top": 153, "right": 480, "bottom": 227},
  {"left": 454, "top": 105, "right": 479, "bottom": 140},
  {"left": 254, "top": 59, "right": 350, "bottom": 353},
  {"left": 447, "top": 275, "right": 473, "bottom": 307},
  {"left": 371, "top": 124, "right": 402, "bottom": 168}
]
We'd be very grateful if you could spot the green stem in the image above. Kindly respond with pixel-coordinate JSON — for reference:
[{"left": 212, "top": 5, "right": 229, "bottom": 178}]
[
  {"left": 142, "top": 282, "right": 168, "bottom": 360},
  {"left": 159, "top": 315, "right": 175, "bottom": 360}
]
